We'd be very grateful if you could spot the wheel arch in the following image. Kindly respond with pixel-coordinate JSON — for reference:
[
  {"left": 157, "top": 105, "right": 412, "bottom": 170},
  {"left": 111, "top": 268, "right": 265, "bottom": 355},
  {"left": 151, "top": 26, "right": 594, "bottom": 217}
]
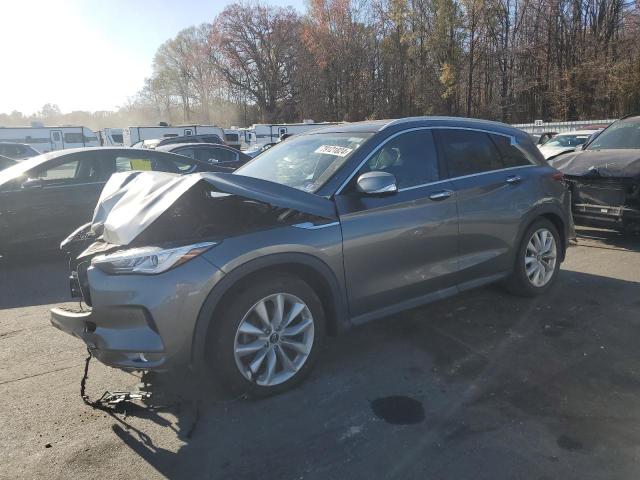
[
  {"left": 190, "top": 253, "right": 349, "bottom": 368},
  {"left": 517, "top": 205, "right": 568, "bottom": 262}
]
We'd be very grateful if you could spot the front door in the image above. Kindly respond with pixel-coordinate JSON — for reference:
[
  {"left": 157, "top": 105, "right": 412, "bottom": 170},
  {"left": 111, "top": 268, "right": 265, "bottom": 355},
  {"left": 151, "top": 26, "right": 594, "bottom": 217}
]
[
  {"left": 1, "top": 153, "right": 107, "bottom": 251},
  {"left": 335, "top": 128, "right": 459, "bottom": 320},
  {"left": 50, "top": 130, "right": 63, "bottom": 151}
]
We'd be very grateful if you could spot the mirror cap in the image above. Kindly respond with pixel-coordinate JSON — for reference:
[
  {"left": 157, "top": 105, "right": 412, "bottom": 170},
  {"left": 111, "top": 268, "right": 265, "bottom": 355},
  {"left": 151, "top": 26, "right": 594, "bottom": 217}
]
[{"left": 356, "top": 171, "right": 398, "bottom": 195}]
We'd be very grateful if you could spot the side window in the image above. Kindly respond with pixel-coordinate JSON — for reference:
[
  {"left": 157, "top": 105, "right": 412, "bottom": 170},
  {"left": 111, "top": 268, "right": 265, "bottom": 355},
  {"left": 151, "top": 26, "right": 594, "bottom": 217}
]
[
  {"left": 357, "top": 129, "right": 439, "bottom": 189},
  {"left": 197, "top": 147, "right": 237, "bottom": 164},
  {"left": 115, "top": 156, "right": 153, "bottom": 172},
  {"left": 166, "top": 154, "right": 196, "bottom": 173},
  {"left": 174, "top": 148, "right": 196, "bottom": 159},
  {"left": 32, "top": 158, "right": 100, "bottom": 182},
  {"left": 437, "top": 129, "right": 503, "bottom": 177},
  {"left": 490, "top": 134, "right": 532, "bottom": 167}
]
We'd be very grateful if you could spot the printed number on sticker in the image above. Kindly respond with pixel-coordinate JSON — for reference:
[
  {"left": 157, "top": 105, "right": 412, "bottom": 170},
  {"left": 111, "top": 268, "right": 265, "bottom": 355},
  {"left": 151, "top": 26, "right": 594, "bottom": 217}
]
[{"left": 314, "top": 145, "right": 353, "bottom": 157}]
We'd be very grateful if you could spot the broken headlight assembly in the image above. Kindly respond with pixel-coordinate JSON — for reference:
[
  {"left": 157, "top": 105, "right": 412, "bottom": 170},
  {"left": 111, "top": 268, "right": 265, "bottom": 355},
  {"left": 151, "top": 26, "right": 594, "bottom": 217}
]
[{"left": 91, "top": 242, "right": 216, "bottom": 275}]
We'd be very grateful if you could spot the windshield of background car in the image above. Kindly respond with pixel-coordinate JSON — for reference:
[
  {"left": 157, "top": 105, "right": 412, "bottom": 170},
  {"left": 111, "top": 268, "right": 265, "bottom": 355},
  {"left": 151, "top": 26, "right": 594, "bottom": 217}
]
[
  {"left": 544, "top": 134, "right": 591, "bottom": 148},
  {"left": 587, "top": 118, "right": 640, "bottom": 150},
  {"left": 234, "top": 132, "right": 373, "bottom": 193}
]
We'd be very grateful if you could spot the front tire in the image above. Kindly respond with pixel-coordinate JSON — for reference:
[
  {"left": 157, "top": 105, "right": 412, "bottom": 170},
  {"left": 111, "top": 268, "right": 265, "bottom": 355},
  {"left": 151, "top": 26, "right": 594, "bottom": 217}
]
[
  {"left": 208, "top": 274, "right": 326, "bottom": 397},
  {"left": 506, "top": 218, "right": 561, "bottom": 297}
]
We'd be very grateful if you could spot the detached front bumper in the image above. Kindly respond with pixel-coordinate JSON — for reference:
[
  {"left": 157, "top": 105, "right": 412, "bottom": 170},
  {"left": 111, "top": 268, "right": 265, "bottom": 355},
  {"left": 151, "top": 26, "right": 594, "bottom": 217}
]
[
  {"left": 50, "top": 256, "right": 224, "bottom": 370},
  {"left": 51, "top": 305, "right": 167, "bottom": 369}
]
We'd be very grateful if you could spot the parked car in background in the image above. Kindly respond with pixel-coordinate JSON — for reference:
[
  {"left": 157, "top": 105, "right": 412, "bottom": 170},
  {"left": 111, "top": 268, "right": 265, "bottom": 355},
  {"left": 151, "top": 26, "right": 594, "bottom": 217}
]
[
  {"left": 0, "top": 142, "right": 41, "bottom": 160},
  {"left": 549, "top": 114, "right": 640, "bottom": 232},
  {"left": 244, "top": 142, "right": 277, "bottom": 158},
  {"left": 0, "top": 154, "right": 17, "bottom": 170},
  {"left": 530, "top": 131, "right": 557, "bottom": 145},
  {"left": 0, "top": 147, "right": 237, "bottom": 257},
  {"left": 156, "top": 143, "right": 251, "bottom": 171},
  {"left": 132, "top": 134, "right": 225, "bottom": 150},
  {"left": 538, "top": 129, "right": 600, "bottom": 160},
  {"left": 51, "top": 116, "right": 571, "bottom": 397}
]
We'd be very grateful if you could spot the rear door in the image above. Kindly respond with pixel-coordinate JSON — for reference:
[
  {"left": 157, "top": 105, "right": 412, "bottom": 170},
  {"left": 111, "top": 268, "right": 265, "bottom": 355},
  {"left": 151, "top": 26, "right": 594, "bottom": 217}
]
[
  {"left": 434, "top": 128, "right": 537, "bottom": 281},
  {"left": 335, "top": 128, "right": 459, "bottom": 319}
]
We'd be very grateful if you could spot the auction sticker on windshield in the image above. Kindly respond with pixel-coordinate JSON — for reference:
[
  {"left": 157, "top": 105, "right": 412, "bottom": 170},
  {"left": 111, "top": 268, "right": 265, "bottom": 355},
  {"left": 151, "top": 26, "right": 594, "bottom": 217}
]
[{"left": 315, "top": 145, "right": 353, "bottom": 157}]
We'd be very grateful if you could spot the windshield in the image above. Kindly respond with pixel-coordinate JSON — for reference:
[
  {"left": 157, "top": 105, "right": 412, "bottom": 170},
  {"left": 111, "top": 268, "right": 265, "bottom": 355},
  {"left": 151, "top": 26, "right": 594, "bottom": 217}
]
[
  {"left": 588, "top": 118, "right": 640, "bottom": 150},
  {"left": 235, "top": 132, "right": 372, "bottom": 193},
  {"left": 544, "top": 134, "right": 592, "bottom": 148}
]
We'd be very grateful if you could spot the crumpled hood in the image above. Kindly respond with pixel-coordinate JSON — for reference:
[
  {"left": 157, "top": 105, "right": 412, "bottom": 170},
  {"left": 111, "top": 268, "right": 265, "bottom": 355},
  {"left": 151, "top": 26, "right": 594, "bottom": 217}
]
[
  {"left": 91, "top": 171, "right": 337, "bottom": 246},
  {"left": 548, "top": 149, "right": 640, "bottom": 178}
]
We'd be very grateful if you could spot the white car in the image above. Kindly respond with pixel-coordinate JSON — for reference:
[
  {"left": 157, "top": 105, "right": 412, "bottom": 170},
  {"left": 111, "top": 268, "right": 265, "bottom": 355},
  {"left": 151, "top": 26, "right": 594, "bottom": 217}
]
[{"left": 538, "top": 130, "right": 600, "bottom": 160}]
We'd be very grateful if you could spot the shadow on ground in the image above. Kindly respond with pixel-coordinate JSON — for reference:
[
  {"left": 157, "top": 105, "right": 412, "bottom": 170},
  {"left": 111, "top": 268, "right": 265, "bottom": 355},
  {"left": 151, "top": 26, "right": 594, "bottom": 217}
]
[
  {"left": 0, "top": 252, "right": 71, "bottom": 308},
  {"left": 90, "top": 268, "right": 640, "bottom": 479},
  {"left": 576, "top": 226, "right": 640, "bottom": 252}
]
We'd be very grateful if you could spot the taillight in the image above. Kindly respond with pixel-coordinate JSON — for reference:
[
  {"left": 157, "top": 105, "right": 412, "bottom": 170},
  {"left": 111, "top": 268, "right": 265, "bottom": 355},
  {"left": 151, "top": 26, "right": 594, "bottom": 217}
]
[{"left": 551, "top": 171, "right": 564, "bottom": 181}]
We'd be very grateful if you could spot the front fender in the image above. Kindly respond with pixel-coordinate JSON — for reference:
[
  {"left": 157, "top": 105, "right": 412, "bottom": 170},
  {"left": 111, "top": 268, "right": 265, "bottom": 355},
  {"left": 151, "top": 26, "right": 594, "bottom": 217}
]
[{"left": 190, "top": 252, "right": 349, "bottom": 369}]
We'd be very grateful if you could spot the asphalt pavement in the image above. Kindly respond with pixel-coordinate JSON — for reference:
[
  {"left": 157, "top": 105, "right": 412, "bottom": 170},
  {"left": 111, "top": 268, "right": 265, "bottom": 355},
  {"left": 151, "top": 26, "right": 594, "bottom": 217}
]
[{"left": 1, "top": 227, "right": 639, "bottom": 480}]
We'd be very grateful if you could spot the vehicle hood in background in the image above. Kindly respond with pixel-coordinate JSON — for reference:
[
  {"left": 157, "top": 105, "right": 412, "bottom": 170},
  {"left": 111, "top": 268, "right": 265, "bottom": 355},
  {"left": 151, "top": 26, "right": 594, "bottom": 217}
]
[
  {"left": 538, "top": 145, "right": 576, "bottom": 160},
  {"left": 548, "top": 149, "right": 640, "bottom": 179},
  {"left": 91, "top": 171, "right": 337, "bottom": 245}
]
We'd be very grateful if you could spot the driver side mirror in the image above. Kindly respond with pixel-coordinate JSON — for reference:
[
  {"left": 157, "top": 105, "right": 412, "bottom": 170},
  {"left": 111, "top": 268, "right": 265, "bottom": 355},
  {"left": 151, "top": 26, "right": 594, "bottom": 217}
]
[{"left": 356, "top": 171, "right": 397, "bottom": 195}]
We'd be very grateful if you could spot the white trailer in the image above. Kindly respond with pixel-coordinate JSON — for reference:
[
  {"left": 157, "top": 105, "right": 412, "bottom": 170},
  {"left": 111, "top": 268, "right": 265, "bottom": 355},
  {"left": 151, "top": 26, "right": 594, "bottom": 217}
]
[
  {"left": 0, "top": 125, "right": 99, "bottom": 153},
  {"left": 98, "top": 128, "right": 124, "bottom": 146},
  {"left": 223, "top": 128, "right": 242, "bottom": 149},
  {"left": 244, "top": 121, "right": 343, "bottom": 148},
  {"left": 122, "top": 125, "right": 226, "bottom": 146}
]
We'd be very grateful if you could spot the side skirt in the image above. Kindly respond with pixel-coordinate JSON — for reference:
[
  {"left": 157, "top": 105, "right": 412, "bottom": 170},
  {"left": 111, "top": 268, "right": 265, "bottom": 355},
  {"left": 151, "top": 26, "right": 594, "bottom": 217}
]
[{"left": 349, "top": 272, "right": 508, "bottom": 327}]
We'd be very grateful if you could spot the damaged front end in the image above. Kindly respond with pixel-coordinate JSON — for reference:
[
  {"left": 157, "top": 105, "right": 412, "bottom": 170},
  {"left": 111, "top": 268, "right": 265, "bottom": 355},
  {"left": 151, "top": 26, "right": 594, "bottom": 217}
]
[
  {"left": 51, "top": 171, "right": 337, "bottom": 369},
  {"left": 549, "top": 150, "right": 640, "bottom": 232}
]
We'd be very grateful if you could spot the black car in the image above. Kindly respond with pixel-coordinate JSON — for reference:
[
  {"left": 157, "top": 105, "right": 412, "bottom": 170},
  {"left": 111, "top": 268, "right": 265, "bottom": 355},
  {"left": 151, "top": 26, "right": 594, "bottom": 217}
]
[
  {"left": 0, "top": 154, "right": 17, "bottom": 170},
  {"left": 156, "top": 142, "right": 251, "bottom": 171},
  {"left": 0, "top": 147, "right": 234, "bottom": 256},
  {"left": 549, "top": 114, "right": 640, "bottom": 232},
  {"left": 132, "top": 134, "right": 224, "bottom": 149},
  {"left": 244, "top": 142, "right": 277, "bottom": 158},
  {"left": 0, "top": 142, "right": 41, "bottom": 160}
]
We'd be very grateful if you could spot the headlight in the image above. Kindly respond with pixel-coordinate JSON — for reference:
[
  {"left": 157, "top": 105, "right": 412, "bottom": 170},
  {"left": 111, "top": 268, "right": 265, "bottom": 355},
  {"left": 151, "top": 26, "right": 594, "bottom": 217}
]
[{"left": 91, "top": 242, "right": 216, "bottom": 275}]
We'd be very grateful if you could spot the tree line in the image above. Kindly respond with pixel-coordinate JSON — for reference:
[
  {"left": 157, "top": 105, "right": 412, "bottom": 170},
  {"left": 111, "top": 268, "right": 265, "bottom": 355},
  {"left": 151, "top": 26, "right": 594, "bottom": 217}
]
[
  {"left": 3, "top": 0, "right": 639, "bottom": 129},
  {"left": 139, "top": 0, "right": 640, "bottom": 125}
]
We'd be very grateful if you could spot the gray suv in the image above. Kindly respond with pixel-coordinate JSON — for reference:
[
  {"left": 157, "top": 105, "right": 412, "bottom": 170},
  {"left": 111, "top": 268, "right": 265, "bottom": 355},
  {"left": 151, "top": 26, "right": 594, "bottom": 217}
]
[{"left": 51, "top": 117, "right": 572, "bottom": 396}]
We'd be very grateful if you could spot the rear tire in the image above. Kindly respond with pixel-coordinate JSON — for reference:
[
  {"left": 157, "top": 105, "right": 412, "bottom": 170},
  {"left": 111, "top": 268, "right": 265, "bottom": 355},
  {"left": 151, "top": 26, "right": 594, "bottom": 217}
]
[
  {"left": 207, "top": 273, "right": 326, "bottom": 398},
  {"left": 506, "top": 218, "right": 561, "bottom": 297}
]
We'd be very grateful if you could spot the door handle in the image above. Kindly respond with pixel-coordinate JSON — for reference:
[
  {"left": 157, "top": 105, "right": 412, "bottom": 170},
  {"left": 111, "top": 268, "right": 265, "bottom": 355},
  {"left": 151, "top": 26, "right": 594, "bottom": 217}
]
[
  {"left": 429, "top": 190, "right": 453, "bottom": 201},
  {"left": 505, "top": 175, "right": 522, "bottom": 185}
]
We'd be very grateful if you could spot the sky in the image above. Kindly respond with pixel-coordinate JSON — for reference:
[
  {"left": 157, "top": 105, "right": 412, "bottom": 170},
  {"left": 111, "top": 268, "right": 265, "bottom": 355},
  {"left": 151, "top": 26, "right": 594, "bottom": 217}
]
[{"left": 0, "top": 0, "right": 305, "bottom": 115}]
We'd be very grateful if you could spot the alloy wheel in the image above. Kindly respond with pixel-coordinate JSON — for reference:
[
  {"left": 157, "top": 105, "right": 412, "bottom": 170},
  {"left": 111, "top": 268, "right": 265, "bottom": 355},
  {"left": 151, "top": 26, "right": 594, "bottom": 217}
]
[
  {"left": 524, "top": 228, "right": 557, "bottom": 287},
  {"left": 233, "top": 293, "right": 315, "bottom": 387}
]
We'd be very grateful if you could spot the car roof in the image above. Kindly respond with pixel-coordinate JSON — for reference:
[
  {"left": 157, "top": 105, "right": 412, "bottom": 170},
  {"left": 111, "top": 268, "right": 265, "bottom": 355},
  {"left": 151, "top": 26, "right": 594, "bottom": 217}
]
[
  {"left": 156, "top": 142, "right": 231, "bottom": 151},
  {"left": 0, "top": 142, "right": 32, "bottom": 146},
  {"left": 307, "top": 116, "right": 524, "bottom": 137}
]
